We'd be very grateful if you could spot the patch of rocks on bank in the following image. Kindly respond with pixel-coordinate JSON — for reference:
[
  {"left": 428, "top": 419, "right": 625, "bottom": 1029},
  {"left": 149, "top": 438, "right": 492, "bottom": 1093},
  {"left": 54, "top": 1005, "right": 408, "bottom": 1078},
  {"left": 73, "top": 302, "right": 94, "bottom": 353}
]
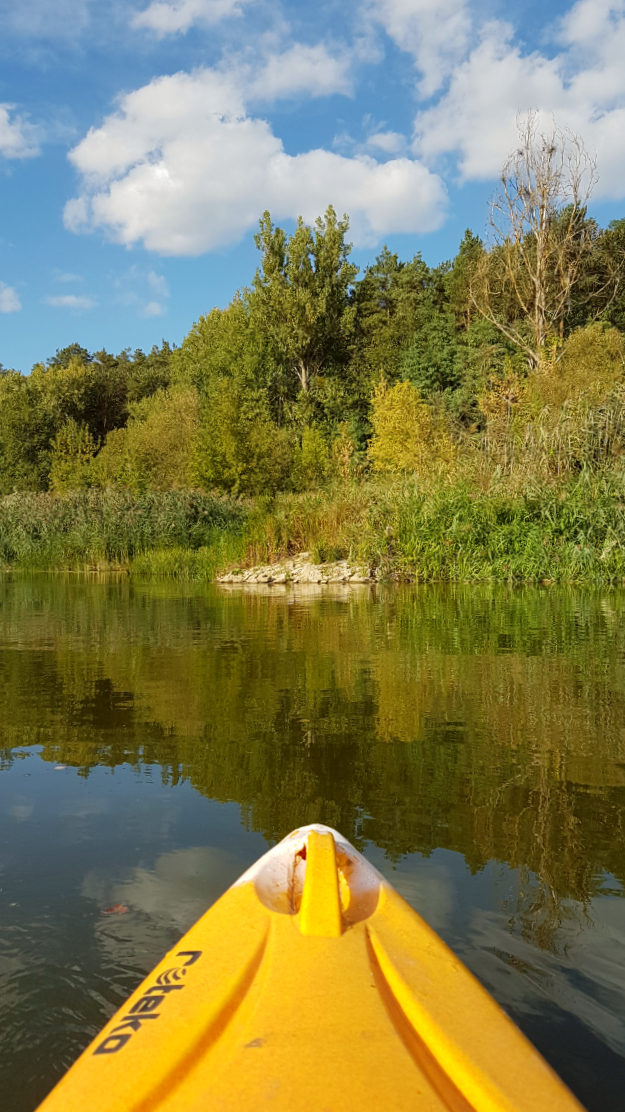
[{"left": 217, "top": 552, "right": 375, "bottom": 585}]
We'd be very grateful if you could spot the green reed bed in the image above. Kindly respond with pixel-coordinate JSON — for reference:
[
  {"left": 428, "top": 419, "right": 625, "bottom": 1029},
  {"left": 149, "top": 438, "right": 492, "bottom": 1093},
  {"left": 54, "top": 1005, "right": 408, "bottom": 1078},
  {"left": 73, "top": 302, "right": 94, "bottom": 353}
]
[
  {"left": 393, "top": 473, "right": 625, "bottom": 583},
  {"left": 0, "top": 488, "right": 247, "bottom": 571},
  {"left": 129, "top": 531, "right": 246, "bottom": 580}
]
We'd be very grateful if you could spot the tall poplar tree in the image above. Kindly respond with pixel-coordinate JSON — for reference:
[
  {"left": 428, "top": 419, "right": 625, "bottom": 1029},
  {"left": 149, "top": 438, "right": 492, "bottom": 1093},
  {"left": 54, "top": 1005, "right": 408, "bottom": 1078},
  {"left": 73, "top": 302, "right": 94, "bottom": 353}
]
[{"left": 249, "top": 206, "right": 358, "bottom": 392}]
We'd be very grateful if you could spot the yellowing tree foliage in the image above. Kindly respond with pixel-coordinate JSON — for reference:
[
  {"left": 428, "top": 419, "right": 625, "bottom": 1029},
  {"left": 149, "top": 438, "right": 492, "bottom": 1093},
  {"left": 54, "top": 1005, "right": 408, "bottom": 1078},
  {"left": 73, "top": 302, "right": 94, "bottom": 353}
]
[{"left": 368, "top": 380, "right": 456, "bottom": 477}]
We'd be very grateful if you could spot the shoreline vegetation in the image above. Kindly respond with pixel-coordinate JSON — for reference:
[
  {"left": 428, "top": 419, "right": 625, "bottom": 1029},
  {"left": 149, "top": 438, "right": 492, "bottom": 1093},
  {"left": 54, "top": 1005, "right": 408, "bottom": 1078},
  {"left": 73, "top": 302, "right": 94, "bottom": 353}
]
[
  {"left": 3, "top": 117, "right": 625, "bottom": 585},
  {"left": 2, "top": 475, "right": 625, "bottom": 584}
]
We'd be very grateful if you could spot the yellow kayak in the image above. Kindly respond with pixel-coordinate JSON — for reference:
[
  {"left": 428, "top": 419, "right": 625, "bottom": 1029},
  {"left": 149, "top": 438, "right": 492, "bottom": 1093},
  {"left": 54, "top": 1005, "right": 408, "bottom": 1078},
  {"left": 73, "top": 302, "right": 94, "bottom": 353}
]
[{"left": 37, "top": 825, "right": 583, "bottom": 1112}]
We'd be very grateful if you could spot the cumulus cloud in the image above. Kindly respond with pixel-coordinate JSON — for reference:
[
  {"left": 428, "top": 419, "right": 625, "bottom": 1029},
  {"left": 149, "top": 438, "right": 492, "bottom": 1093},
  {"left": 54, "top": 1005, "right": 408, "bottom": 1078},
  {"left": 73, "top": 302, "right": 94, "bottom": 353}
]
[
  {"left": 131, "top": 0, "right": 253, "bottom": 36},
  {"left": 0, "top": 283, "right": 21, "bottom": 312},
  {"left": 0, "top": 104, "right": 40, "bottom": 159},
  {"left": 45, "top": 294, "right": 96, "bottom": 309},
  {"left": 412, "top": 1, "right": 625, "bottom": 199},
  {"left": 248, "top": 43, "right": 353, "bottom": 101},
  {"left": 366, "top": 0, "right": 472, "bottom": 96},
  {"left": 365, "top": 129, "right": 406, "bottom": 155},
  {"left": 65, "top": 67, "right": 447, "bottom": 255}
]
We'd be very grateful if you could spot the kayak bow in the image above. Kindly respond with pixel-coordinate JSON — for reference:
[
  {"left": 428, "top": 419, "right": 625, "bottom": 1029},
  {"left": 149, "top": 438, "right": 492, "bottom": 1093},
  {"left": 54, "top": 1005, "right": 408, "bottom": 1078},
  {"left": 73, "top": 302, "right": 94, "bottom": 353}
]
[{"left": 37, "top": 825, "right": 583, "bottom": 1111}]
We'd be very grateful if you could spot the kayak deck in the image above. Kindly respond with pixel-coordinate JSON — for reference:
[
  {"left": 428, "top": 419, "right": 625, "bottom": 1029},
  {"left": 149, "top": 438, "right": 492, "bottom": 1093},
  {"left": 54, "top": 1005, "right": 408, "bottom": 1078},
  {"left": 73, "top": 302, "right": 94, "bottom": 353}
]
[{"left": 36, "top": 825, "right": 584, "bottom": 1112}]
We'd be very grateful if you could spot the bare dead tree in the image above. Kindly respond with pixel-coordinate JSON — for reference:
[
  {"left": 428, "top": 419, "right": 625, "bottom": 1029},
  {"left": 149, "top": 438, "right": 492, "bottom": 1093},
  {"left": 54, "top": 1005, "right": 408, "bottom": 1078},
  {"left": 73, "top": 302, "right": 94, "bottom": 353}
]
[{"left": 471, "top": 112, "right": 602, "bottom": 367}]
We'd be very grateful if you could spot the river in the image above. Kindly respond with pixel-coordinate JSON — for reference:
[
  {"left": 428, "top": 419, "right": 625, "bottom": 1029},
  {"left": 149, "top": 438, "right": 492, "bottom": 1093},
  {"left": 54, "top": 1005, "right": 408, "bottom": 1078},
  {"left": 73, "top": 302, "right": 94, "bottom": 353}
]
[{"left": 1, "top": 576, "right": 624, "bottom": 1110}]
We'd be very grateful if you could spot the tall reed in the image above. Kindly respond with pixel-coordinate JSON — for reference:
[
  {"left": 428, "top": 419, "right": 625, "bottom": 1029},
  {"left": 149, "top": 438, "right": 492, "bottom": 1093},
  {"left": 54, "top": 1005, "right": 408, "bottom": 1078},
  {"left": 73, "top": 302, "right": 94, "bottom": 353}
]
[{"left": 0, "top": 489, "right": 246, "bottom": 569}]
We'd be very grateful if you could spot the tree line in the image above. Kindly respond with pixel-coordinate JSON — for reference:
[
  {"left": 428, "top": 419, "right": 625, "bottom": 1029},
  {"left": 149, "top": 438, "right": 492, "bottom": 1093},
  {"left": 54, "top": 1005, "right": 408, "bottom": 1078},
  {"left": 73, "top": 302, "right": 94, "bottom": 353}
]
[{"left": 2, "top": 115, "right": 625, "bottom": 500}]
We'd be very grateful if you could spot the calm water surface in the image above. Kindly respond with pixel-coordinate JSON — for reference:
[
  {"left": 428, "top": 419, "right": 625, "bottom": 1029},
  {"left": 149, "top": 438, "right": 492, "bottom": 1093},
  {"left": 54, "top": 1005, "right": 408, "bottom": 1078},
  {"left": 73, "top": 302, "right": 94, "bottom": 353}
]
[{"left": 1, "top": 577, "right": 625, "bottom": 1111}]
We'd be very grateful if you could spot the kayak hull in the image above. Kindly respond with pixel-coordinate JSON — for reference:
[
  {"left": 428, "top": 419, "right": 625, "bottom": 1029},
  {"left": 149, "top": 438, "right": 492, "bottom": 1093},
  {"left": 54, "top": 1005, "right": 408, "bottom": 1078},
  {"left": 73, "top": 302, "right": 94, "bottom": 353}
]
[{"left": 36, "top": 825, "right": 584, "bottom": 1112}]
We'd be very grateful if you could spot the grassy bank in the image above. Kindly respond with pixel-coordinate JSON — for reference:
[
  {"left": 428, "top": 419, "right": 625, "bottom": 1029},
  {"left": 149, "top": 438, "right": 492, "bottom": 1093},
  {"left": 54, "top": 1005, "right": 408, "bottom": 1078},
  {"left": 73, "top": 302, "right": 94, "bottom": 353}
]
[
  {"left": 2, "top": 474, "right": 625, "bottom": 583},
  {"left": 241, "top": 472, "right": 625, "bottom": 584}
]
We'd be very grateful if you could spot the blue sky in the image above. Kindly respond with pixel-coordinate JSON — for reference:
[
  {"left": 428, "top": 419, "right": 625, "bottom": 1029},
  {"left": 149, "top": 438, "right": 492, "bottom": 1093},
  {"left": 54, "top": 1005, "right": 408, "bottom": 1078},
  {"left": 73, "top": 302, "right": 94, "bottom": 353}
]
[{"left": 2, "top": 0, "right": 625, "bottom": 371}]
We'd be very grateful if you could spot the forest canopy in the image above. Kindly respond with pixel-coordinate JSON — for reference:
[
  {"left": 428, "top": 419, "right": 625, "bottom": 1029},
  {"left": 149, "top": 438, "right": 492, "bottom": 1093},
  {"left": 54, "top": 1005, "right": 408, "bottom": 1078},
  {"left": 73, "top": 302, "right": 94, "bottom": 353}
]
[{"left": 2, "top": 120, "right": 625, "bottom": 502}]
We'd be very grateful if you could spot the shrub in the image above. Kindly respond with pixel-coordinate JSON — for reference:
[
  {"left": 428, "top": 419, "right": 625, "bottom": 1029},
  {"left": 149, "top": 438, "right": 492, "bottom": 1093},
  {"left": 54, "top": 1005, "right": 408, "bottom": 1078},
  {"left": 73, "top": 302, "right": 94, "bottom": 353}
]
[{"left": 479, "top": 325, "right": 625, "bottom": 480}]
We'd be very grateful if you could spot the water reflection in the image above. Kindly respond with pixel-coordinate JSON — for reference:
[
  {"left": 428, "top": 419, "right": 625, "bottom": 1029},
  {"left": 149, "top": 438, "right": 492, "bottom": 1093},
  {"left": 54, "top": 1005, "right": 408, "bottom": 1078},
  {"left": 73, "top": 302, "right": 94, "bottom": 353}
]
[
  {"left": 1, "top": 576, "right": 625, "bottom": 1110},
  {"left": 83, "top": 846, "right": 247, "bottom": 932}
]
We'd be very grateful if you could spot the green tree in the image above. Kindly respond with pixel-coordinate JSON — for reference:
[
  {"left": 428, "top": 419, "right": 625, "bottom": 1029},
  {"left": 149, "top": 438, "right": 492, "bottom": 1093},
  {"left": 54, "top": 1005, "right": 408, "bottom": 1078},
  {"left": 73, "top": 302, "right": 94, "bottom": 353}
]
[
  {"left": 0, "top": 371, "right": 53, "bottom": 492},
  {"left": 34, "top": 356, "right": 128, "bottom": 443},
  {"left": 191, "top": 377, "right": 293, "bottom": 496},
  {"left": 95, "top": 387, "right": 200, "bottom": 492},
  {"left": 353, "top": 249, "right": 437, "bottom": 382},
  {"left": 49, "top": 419, "right": 98, "bottom": 492},
  {"left": 47, "top": 343, "right": 93, "bottom": 367},
  {"left": 118, "top": 343, "right": 174, "bottom": 405},
  {"left": 173, "top": 298, "right": 283, "bottom": 414},
  {"left": 352, "top": 247, "right": 406, "bottom": 379},
  {"left": 563, "top": 218, "right": 625, "bottom": 334},
  {"left": 601, "top": 220, "right": 625, "bottom": 333},
  {"left": 0, "top": 347, "right": 175, "bottom": 495},
  {"left": 445, "top": 230, "right": 483, "bottom": 330},
  {"left": 401, "top": 310, "right": 463, "bottom": 397},
  {"left": 249, "top": 207, "right": 358, "bottom": 393}
]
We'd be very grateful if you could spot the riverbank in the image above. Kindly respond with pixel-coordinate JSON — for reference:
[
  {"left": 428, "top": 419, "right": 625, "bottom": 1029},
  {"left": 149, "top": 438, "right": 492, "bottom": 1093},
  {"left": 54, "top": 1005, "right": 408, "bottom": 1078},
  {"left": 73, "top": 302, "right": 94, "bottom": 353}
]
[{"left": 2, "top": 473, "right": 625, "bottom": 583}]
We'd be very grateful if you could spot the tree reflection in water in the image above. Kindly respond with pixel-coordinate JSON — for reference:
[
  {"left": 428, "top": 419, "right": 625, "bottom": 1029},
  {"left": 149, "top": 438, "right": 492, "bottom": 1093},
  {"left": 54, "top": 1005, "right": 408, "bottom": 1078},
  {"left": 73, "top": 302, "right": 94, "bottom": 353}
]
[{"left": 2, "top": 576, "right": 624, "bottom": 946}]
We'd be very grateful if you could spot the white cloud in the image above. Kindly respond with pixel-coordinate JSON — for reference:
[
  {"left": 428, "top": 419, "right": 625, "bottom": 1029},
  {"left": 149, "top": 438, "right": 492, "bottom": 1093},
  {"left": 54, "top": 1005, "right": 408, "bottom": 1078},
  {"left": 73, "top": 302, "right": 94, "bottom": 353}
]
[
  {"left": 0, "top": 283, "right": 21, "bottom": 312},
  {"left": 131, "top": 0, "right": 253, "bottom": 36},
  {"left": 412, "top": 2, "right": 625, "bottom": 200},
  {"left": 248, "top": 43, "right": 353, "bottom": 101},
  {"left": 143, "top": 299, "right": 165, "bottom": 315},
  {"left": 45, "top": 294, "right": 96, "bottom": 309},
  {"left": 112, "top": 264, "right": 170, "bottom": 315},
  {"left": 53, "top": 270, "right": 83, "bottom": 283},
  {"left": 365, "top": 129, "right": 405, "bottom": 154},
  {"left": 0, "top": 104, "right": 40, "bottom": 159},
  {"left": 83, "top": 845, "right": 244, "bottom": 933},
  {"left": 366, "top": 0, "right": 472, "bottom": 96},
  {"left": 147, "top": 270, "right": 169, "bottom": 296},
  {"left": 65, "top": 67, "right": 447, "bottom": 255}
]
